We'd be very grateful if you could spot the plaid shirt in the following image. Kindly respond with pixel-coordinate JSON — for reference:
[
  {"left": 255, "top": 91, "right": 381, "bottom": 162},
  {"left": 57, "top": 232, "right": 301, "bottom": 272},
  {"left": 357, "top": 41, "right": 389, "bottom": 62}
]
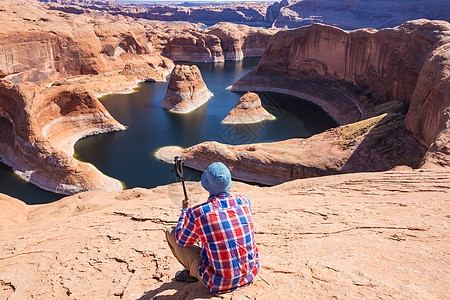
[{"left": 175, "top": 192, "right": 259, "bottom": 294}]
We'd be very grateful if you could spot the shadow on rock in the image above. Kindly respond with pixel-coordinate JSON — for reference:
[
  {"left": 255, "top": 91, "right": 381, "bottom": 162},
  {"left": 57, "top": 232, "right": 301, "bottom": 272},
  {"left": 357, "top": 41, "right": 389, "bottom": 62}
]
[
  {"left": 138, "top": 280, "right": 215, "bottom": 300},
  {"left": 340, "top": 112, "right": 426, "bottom": 173}
]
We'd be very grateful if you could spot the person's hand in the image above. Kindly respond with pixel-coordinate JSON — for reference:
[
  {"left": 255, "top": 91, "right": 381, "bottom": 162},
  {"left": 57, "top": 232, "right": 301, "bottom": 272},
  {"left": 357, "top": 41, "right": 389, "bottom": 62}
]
[{"left": 182, "top": 198, "right": 191, "bottom": 210}]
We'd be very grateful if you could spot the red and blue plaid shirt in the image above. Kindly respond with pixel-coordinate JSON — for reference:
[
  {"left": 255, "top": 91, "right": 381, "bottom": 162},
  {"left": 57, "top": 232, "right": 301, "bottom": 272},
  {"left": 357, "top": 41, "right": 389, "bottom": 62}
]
[{"left": 175, "top": 192, "right": 259, "bottom": 294}]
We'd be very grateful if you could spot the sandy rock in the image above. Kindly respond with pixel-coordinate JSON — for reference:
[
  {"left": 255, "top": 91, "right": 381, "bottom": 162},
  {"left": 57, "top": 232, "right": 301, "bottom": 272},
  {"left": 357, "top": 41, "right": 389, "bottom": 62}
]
[
  {"left": 222, "top": 92, "right": 275, "bottom": 124},
  {"left": 162, "top": 65, "right": 213, "bottom": 114},
  {"left": 0, "top": 194, "right": 28, "bottom": 231},
  {"left": 405, "top": 41, "right": 450, "bottom": 150},
  {"left": 0, "top": 169, "right": 448, "bottom": 299},
  {"left": 0, "top": 80, "right": 125, "bottom": 194}
]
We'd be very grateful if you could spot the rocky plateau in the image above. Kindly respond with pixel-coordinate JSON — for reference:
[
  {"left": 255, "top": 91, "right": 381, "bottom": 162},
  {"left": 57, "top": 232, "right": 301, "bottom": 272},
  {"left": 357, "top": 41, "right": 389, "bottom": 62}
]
[
  {"left": 161, "top": 64, "right": 213, "bottom": 114},
  {"left": 0, "top": 169, "right": 449, "bottom": 299}
]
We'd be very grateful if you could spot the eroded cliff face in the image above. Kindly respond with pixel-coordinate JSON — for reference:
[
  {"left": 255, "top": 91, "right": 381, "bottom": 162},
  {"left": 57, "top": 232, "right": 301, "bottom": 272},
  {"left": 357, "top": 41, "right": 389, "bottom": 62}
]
[
  {"left": 205, "top": 23, "right": 278, "bottom": 61},
  {"left": 256, "top": 20, "right": 448, "bottom": 104},
  {"left": 405, "top": 41, "right": 450, "bottom": 168},
  {"left": 0, "top": 0, "right": 176, "bottom": 86},
  {"left": 155, "top": 23, "right": 278, "bottom": 63},
  {"left": 0, "top": 80, "right": 125, "bottom": 194}
]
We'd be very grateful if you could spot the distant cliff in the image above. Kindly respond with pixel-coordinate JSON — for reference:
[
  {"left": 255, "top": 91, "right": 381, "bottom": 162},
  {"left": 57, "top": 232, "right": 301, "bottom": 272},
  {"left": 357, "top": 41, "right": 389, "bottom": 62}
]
[
  {"left": 39, "top": 0, "right": 450, "bottom": 30},
  {"left": 265, "top": 0, "right": 450, "bottom": 29}
]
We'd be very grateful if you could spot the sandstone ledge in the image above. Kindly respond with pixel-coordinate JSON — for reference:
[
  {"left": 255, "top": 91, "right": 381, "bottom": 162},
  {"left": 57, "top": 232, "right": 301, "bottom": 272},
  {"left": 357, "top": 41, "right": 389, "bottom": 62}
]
[
  {"left": 171, "top": 112, "right": 424, "bottom": 186},
  {"left": 0, "top": 169, "right": 449, "bottom": 299},
  {"left": 0, "top": 80, "right": 125, "bottom": 195}
]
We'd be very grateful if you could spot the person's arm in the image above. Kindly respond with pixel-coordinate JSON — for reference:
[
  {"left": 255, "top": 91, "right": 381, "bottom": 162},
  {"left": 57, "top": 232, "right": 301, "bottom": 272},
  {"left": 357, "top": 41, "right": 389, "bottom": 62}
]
[{"left": 175, "top": 202, "right": 200, "bottom": 247}]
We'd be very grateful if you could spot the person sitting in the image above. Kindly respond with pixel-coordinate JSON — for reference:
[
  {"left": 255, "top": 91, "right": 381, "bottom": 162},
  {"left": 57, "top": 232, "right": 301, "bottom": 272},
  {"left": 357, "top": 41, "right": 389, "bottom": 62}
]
[{"left": 165, "top": 162, "right": 259, "bottom": 294}]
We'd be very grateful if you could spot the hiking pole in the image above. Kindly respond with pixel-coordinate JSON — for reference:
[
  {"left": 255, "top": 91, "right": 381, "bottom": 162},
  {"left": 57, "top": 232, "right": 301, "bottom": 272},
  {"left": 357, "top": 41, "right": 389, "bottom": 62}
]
[{"left": 174, "top": 156, "right": 188, "bottom": 201}]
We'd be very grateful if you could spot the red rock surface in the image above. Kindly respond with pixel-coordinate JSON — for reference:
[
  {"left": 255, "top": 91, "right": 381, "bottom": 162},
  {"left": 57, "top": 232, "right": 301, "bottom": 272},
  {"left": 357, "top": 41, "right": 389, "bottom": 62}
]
[
  {"left": 0, "top": 169, "right": 449, "bottom": 298},
  {"left": 405, "top": 37, "right": 450, "bottom": 168},
  {"left": 0, "top": 193, "right": 27, "bottom": 231},
  {"left": 0, "top": 0, "right": 175, "bottom": 84},
  {"left": 162, "top": 65, "right": 213, "bottom": 114},
  {"left": 222, "top": 92, "right": 275, "bottom": 124}
]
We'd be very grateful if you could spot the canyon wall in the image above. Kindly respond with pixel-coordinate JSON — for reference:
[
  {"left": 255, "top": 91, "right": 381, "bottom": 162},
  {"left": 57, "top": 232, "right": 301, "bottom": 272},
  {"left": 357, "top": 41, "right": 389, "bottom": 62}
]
[
  {"left": 255, "top": 20, "right": 448, "bottom": 104},
  {"left": 158, "top": 23, "right": 278, "bottom": 63},
  {"left": 0, "top": 1, "right": 174, "bottom": 86},
  {"left": 0, "top": 80, "right": 125, "bottom": 194},
  {"left": 405, "top": 40, "right": 450, "bottom": 168},
  {"left": 239, "top": 19, "right": 450, "bottom": 154}
]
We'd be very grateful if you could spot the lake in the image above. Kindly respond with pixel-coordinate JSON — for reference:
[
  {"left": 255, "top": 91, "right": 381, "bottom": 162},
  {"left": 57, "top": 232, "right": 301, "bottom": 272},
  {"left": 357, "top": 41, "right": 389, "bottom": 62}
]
[{"left": 0, "top": 58, "right": 337, "bottom": 204}]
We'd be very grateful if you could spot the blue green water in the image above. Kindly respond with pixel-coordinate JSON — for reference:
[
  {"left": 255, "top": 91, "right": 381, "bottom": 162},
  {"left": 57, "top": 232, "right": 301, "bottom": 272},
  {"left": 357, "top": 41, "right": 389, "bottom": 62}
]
[{"left": 0, "top": 58, "right": 337, "bottom": 204}]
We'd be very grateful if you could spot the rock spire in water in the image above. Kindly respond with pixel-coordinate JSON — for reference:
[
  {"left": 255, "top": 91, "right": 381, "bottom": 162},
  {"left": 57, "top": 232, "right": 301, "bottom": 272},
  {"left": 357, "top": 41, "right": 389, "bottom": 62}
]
[
  {"left": 222, "top": 92, "right": 275, "bottom": 124},
  {"left": 161, "top": 65, "right": 213, "bottom": 114}
]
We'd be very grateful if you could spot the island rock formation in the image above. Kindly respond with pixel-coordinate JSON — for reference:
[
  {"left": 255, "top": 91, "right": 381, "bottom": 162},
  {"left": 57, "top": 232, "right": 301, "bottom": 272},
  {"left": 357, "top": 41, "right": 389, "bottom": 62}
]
[
  {"left": 1, "top": 169, "right": 449, "bottom": 298},
  {"left": 165, "top": 19, "right": 450, "bottom": 184},
  {"left": 222, "top": 92, "right": 275, "bottom": 124},
  {"left": 162, "top": 65, "right": 213, "bottom": 114},
  {"left": 0, "top": 80, "right": 125, "bottom": 194}
]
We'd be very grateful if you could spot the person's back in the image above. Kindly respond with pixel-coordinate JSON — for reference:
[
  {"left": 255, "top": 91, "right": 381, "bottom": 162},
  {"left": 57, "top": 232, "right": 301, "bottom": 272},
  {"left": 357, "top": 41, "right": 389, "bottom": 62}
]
[{"left": 166, "top": 162, "right": 259, "bottom": 294}]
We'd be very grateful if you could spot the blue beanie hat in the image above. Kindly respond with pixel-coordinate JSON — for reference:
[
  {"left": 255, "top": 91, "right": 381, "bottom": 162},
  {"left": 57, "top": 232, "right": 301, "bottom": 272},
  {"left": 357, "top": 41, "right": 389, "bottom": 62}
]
[{"left": 201, "top": 162, "right": 232, "bottom": 194}]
